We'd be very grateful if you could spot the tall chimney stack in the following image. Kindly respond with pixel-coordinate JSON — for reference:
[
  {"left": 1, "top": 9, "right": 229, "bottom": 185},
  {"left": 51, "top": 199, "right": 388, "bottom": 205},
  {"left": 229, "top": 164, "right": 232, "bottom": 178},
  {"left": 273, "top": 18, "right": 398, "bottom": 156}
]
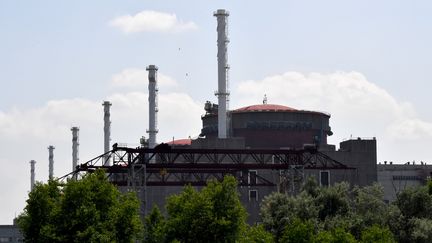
[
  {"left": 146, "top": 65, "right": 158, "bottom": 149},
  {"left": 214, "top": 9, "right": 230, "bottom": 139},
  {"left": 30, "top": 160, "right": 36, "bottom": 190},
  {"left": 102, "top": 101, "right": 112, "bottom": 165},
  {"left": 71, "top": 127, "right": 79, "bottom": 172},
  {"left": 48, "top": 145, "right": 54, "bottom": 180}
]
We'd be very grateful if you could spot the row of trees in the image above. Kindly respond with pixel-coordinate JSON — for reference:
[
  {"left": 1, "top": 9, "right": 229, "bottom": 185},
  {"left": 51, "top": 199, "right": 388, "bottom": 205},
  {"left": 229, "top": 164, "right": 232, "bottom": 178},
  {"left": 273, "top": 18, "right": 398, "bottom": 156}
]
[
  {"left": 260, "top": 179, "right": 392, "bottom": 242},
  {"left": 17, "top": 170, "right": 143, "bottom": 242},
  {"left": 141, "top": 178, "right": 393, "bottom": 242},
  {"left": 19, "top": 171, "right": 266, "bottom": 243},
  {"left": 18, "top": 169, "right": 432, "bottom": 242},
  {"left": 142, "top": 176, "right": 273, "bottom": 243},
  {"left": 259, "top": 177, "right": 432, "bottom": 243},
  {"left": 142, "top": 177, "right": 432, "bottom": 242}
]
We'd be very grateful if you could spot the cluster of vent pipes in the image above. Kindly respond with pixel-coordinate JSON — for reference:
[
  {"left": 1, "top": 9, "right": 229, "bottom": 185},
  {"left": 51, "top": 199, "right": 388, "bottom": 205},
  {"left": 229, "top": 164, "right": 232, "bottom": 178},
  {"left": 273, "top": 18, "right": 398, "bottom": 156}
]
[
  {"left": 28, "top": 65, "right": 160, "bottom": 190},
  {"left": 29, "top": 9, "right": 230, "bottom": 190}
]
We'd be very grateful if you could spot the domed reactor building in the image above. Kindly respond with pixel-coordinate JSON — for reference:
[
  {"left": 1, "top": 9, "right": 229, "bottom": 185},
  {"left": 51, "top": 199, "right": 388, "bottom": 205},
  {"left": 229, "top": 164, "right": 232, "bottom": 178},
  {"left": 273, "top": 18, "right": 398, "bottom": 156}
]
[{"left": 201, "top": 102, "right": 332, "bottom": 149}]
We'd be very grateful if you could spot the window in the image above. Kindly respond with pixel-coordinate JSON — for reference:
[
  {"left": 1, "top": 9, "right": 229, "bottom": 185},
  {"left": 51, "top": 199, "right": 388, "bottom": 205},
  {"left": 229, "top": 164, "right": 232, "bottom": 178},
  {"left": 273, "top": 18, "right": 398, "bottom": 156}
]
[
  {"left": 249, "top": 190, "right": 258, "bottom": 202},
  {"left": 249, "top": 170, "right": 257, "bottom": 186},
  {"left": 392, "top": 175, "right": 421, "bottom": 181},
  {"left": 320, "top": 171, "right": 330, "bottom": 187}
]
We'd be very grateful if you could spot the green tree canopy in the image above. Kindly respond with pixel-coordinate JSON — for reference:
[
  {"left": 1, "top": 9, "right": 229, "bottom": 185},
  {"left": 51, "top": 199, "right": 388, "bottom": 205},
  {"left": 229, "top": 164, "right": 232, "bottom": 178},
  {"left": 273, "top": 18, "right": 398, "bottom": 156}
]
[
  {"left": 17, "top": 170, "right": 142, "bottom": 243},
  {"left": 280, "top": 218, "right": 314, "bottom": 243},
  {"left": 360, "top": 225, "right": 395, "bottom": 243},
  {"left": 392, "top": 184, "right": 432, "bottom": 242},
  {"left": 16, "top": 180, "right": 61, "bottom": 242},
  {"left": 348, "top": 183, "right": 389, "bottom": 237},
  {"left": 410, "top": 218, "right": 432, "bottom": 243},
  {"left": 352, "top": 183, "right": 387, "bottom": 226},
  {"left": 240, "top": 225, "right": 274, "bottom": 243},
  {"left": 165, "top": 175, "right": 247, "bottom": 243},
  {"left": 313, "top": 227, "right": 356, "bottom": 243},
  {"left": 260, "top": 192, "right": 291, "bottom": 241},
  {"left": 143, "top": 206, "right": 166, "bottom": 243},
  {"left": 316, "top": 182, "right": 350, "bottom": 220},
  {"left": 396, "top": 186, "right": 432, "bottom": 219},
  {"left": 260, "top": 191, "right": 320, "bottom": 241}
]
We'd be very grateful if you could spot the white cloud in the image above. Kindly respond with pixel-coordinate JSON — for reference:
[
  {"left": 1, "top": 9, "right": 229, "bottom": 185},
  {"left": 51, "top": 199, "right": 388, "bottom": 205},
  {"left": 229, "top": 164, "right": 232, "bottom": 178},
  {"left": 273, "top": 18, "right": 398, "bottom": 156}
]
[
  {"left": 109, "top": 10, "right": 198, "bottom": 33},
  {"left": 0, "top": 99, "right": 99, "bottom": 141},
  {"left": 111, "top": 68, "right": 178, "bottom": 89},
  {"left": 232, "top": 71, "right": 432, "bottom": 162},
  {"left": 107, "top": 91, "right": 202, "bottom": 143},
  {"left": 0, "top": 91, "right": 202, "bottom": 224},
  {"left": 387, "top": 118, "right": 432, "bottom": 140}
]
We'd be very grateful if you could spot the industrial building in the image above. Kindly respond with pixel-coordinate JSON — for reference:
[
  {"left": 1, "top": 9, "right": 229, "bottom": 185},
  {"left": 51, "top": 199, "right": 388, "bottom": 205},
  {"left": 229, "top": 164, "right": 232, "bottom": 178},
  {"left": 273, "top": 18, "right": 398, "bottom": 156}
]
[
  {"left": 378, "top": 162, "right": 432, "bottom": 202},
  {"left": 0, "top": 224, "right": 22, "bottom": 243},
  {"left": 10, "top": 7, "right": 429, "bottom": 240},
  {"left": 97, "top": 99, "right": 377, "bottom": 222},
  {"left": 50, "top": 9, "right": 379, "bottom": 223}
]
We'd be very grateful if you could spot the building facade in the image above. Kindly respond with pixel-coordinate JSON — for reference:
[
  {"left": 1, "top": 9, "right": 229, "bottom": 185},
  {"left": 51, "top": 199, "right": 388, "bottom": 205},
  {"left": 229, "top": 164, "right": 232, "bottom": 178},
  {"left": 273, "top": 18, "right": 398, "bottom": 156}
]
[
  {"left": 0, "top": 224, "right": 22, "bottom": 243},
  {"left": 378, "top": 163, "right": 432, "bottom": 202}
]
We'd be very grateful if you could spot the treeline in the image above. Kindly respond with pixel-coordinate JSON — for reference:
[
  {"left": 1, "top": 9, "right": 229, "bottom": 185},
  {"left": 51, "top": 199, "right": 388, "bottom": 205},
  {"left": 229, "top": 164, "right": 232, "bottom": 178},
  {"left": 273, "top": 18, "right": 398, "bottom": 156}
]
[
  {"left": 18, "top": 170, "right": 432, "bottom": 242},
  {"left": 263, "top": 177, "right": 432, "bottom": 243},
  {"left": 144, "top": 177, "right": 432, "bottom": 243},
  {"left": 17, "top": 170, "right": 142, "bottom": 242}
]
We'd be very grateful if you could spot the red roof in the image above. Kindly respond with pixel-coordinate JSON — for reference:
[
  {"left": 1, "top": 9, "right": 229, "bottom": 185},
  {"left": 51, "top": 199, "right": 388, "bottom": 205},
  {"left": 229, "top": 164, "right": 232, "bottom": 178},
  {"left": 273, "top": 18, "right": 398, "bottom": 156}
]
[
  {"left": 167, "top": 138, "right": 192, "bottom": 146},
  {"left": 233, "top": 104, "right": 297, "bottom": 112}
]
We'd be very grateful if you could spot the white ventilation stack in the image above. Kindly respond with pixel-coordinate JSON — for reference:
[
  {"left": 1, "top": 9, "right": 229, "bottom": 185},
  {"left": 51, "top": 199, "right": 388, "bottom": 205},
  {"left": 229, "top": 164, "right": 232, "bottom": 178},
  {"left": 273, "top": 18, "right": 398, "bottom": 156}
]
[
  {"left": 48, "top": 145, "right": 54, "bottom": 180},
  {"left": 71, "top": 127, "right": 79, "bottom": 171},
  {"left": 30, "top": 160, "right": 36, "bottom": 191},
  {"left": 146, "top": 65, "right": 158, "bottom": 149},
  {"left": 103, "top": 101, "right": 112, "bottom": 165},
  {"left": 214, "top": 9, "right": 230, "bottom": 139}
]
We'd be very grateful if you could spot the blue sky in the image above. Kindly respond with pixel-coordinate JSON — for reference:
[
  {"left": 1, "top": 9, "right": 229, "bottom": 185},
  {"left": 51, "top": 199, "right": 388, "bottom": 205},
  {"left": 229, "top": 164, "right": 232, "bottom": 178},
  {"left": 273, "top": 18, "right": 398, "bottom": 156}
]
[{"left": 1, "top": 0, "right": 432, "bottom": 223}]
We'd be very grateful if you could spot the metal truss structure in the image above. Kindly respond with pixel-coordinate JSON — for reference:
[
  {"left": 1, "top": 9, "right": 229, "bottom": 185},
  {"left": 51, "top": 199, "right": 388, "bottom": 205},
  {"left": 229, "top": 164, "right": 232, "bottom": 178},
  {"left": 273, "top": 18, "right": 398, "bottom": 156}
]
[{"left": 59, "top": 146, "right": 354, "bottom": 188}]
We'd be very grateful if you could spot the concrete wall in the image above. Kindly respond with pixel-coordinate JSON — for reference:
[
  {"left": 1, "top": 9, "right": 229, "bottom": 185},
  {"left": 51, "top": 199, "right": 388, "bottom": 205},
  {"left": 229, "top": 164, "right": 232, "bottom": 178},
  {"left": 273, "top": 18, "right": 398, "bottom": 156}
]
[
  {"left": 323, "top": 138, "right": 377, "bottom": 187},
  {"left": 378, "top": 164, "right": 432, "bottom": 202}
]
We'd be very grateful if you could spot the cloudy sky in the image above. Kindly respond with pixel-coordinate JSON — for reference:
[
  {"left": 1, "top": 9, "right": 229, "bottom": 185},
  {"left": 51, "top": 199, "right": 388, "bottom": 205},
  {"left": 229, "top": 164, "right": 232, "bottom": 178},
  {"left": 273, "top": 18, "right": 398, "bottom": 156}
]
[{"left": 1, "top": 1, "right": 432, "bottom": 224}]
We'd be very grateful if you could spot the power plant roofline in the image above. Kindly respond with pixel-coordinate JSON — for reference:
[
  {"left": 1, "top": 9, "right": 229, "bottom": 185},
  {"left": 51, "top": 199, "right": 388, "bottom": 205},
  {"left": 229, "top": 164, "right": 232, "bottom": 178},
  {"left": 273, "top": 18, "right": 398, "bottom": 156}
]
[
  {"left": 30, "top": 160, "right": 36, "bottom": 191},
  {"left": 214, "top": 9, "right": 230, "bottom": 139},
  {"left": 103, "top": 101, "right": 112, "bottom": 165},
  {"left": 146, "top": 65, "right": 159, "bottom": 149},
  {"left": 48, "top": 145, "right": 54, "bottom": 180}
]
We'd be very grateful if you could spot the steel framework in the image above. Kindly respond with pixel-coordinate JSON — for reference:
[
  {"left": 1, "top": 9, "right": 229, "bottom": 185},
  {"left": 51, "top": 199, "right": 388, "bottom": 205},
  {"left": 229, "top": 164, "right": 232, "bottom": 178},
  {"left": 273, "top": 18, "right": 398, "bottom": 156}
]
[
  {"left": 59, "top": 146, "right": 354, "bottom": 187},
  {"left": 58, "top": 146, "right": 355, "bottom": 214}
]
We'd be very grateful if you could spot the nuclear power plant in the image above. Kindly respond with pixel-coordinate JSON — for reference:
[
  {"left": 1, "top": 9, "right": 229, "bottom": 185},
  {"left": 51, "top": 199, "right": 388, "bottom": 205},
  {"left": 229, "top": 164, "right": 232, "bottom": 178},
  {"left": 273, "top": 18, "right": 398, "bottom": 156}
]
[{"left": 23, "top": 9, "right": 430, "bottom": 224}]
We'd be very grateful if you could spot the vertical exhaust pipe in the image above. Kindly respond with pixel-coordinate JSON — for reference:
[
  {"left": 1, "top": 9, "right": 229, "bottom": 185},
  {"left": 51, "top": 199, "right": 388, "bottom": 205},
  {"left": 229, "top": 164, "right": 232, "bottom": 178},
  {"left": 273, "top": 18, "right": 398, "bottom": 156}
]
[
  {"left": 71, "top": 127, "right": 79, "bottom": 172},
  {"left": 48, "top": 145, "right": 54, "bottom": 180},
  {"left": 146, "top": 65, "right": 158, "bottom": 149},
  {"left": 214, "top": 9, "right": 230, "bottom": 139},
  {"left": 103, "top": 101, "right": 112, "bottom": 165},
  {"left": 30, "top": 160, "right": 36, "bottom": 190}
]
